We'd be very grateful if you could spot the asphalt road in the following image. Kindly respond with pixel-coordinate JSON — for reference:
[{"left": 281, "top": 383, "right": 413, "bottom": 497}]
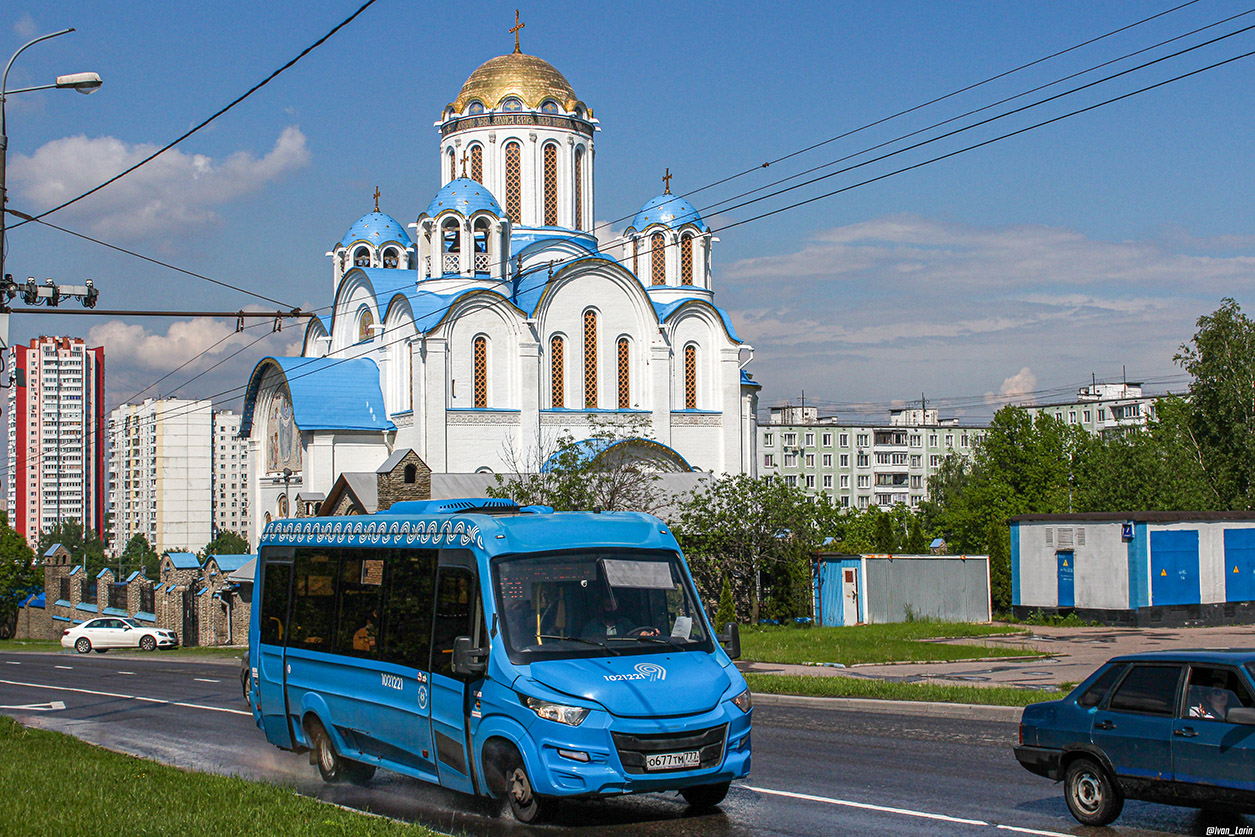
[{"left": 0, "top": 650, "right": 1248, "bottom": 836}]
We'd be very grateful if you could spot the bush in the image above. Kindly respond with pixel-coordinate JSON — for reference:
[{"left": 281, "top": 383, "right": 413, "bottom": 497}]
[{"left": 714, "top": 576, "right": 735, "bottom": 626}]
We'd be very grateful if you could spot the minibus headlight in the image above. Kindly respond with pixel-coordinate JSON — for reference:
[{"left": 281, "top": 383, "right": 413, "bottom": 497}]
[
  {"left": 731, "top": 688, "right": 752, "bottom": 713},
  {"left": 523, "top": 695, "right": 590, "bottom": 726}
]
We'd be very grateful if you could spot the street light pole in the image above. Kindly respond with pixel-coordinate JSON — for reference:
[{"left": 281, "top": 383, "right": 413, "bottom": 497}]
[{"left": 0, "top": 27, "right": 101, "bottom": 350}]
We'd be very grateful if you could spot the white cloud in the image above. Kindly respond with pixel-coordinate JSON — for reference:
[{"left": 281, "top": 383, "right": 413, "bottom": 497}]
[
  {"left": 13, "top": 14, "right": 37, "bottom": 38},
  {"left": 9, "top": 126, "right": 311, "bottom": 239},
  {"left": 988, "top": 367, "right": 1038, "bottom": 407}
]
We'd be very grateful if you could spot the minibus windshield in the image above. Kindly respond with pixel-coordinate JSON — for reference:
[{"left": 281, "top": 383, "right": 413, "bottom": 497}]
[{"left": 493, "top": 550, "right": 712, "bottom": 662}]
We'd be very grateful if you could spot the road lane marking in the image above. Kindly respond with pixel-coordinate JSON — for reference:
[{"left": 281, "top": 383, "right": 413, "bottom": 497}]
[
  {"left": 744, "top": 785, "right": 1073, "bottom": 837},
  {"left": 54, "top": 666, "right": 72, "bottom": 670},
  {"left": 193, "top": 678, "right": 220, "bottom": 683},
  {"left": 5, "top": 661, "right": 20, "bottom": 665},
  {"left": 117, "top": 672, "right": 136, "bottom": 676},
  {"left": 0, "top": 678, "right": 251, "bottom": 716},
  {"left": 0, "top": 701, "right": 65, "bottom": 711}
]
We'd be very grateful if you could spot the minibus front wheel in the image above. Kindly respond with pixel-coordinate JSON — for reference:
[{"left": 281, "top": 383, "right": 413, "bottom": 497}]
[
  {"left": 305, "top": 716, "right": 375, "bottom": 786},
  {"left": 502, "top": 749, "right": 556, "bottom": 823},
  {"left": 681, "top": 781, "right": 731, "bottom": 809}
]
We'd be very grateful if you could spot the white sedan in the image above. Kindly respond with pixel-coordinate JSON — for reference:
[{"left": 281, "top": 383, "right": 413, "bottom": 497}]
[{"left": 61, "top": 617, "right": 179, "bottom": 653}]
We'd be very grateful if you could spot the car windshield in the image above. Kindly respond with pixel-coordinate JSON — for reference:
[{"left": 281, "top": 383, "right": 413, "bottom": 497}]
[{"left": 493, "top": 549, "right": 712, "bottom": 662}]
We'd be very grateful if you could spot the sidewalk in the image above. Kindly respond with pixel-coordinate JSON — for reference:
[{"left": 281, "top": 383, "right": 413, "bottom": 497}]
[{"left": 738, "top": 624, "right": 1255, "bottom": 691}]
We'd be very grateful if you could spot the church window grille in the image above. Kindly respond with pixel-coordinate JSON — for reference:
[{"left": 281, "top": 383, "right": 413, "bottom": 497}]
[
  {"left": 684, "top": 345, "right": 697, "bottom": 409},
  {"left": 473, "top": 336, "right": 487, "bottom": 408},
  {"left": 574, "top": 149, "right": 584, "bottom": 231},
  {"left": 353, "top": 247, "right": 370, "bottom": 267},
  {"left": 382, "top": 247, "right": 399, "bottom": 269},
  {"left": 583, "top": 310, "right": 598, "bottom": 408},
  {"left": 470, "top": 145, "right": 483, "bottom": 183},
  {"left": 448, "top": 148, "right": 456, "bottom": 181},
  {"left": 651, "top": 233, "right": 665, "bottom": 285},
  {"left": 632, "top": 238, "right": 639, "bottom": 275},
  {"left": 505, "top": 142, "right": 522, "bottom": 224},
  {"left": 550, "top": 336, "right": 565, "bottom": 408},
  {"left": 358, "top": 309, "right": 374, "bottom": 343},
  {"left": 681, "top": 236, "right": 694, "bottom": 285},
  {"left": 543, "top": 144, "right": 558, "bottom": 226},
  {"left": 617, "top": 338, "right": 630, "bottom": 408}
]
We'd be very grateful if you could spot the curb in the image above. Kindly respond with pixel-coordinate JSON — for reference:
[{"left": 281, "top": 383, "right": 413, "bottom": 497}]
[{"left": 753, "top": 691, "right": 1024, "bottom": 722}]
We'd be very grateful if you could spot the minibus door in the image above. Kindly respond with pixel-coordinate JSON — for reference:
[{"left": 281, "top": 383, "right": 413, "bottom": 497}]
[
  {"left": 257, "top": 551, "right": 295, "bottom": 748},
  {"left": 429, "top": 551, "right": 483, "bottom": 795}
]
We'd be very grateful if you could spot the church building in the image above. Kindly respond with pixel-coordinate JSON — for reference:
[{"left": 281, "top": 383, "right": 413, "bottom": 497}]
[{"left": 241, "top": 25, "right": 759, "bottom": 543}]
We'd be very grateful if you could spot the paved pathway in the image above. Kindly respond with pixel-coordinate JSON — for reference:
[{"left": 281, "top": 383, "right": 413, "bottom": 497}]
[{"left": 739, "top": 624, "right": 1255, "bottom": 691}]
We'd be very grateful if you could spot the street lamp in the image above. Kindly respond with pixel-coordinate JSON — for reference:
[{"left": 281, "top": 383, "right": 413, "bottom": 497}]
[{"left": 0, "top": 27, "right": 101, "bottom": 337}]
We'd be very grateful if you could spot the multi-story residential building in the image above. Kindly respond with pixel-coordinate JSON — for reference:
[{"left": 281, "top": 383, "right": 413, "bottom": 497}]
[
  {"left": 1020, "top": 381, "right": 1161, "bottom": 435},
  {"left": 6, "top": 337, "right": 106, "bottom": 544},
  {"left": 758, "top": 405, "right": 987, "bottom": 510},
  {"left": 107, "top": 399, "right": 212, "bottom": 555},
  {"left": 212, "top": 410, "right": 250, "bottom": 542}
]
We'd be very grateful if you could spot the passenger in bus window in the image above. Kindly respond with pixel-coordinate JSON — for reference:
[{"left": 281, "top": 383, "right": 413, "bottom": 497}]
[
  {"left": 353, "top": 611, "right": 378, "bottom": 652},
  {"left": 581, "top": 597, "right": 659, "bottom": 639}
]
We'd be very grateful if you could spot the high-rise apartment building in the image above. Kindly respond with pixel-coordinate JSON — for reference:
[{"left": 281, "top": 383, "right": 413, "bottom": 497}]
[
  {"left": 758, "top": 405, "right": 988, "bottom": 509},
  {"left": 212, "top": 410, "right": 250, "bottom": 542},
  {"left": 107, "top": 399, "right": 212, "bottom": 555},
  {"left": 6, "top": 337, "right": 106, "bottom": 544}
]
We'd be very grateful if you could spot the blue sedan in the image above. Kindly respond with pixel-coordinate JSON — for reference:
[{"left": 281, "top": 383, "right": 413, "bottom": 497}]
[{"left": 1015, "top": 649, "right": 1255, "bottom": 825}]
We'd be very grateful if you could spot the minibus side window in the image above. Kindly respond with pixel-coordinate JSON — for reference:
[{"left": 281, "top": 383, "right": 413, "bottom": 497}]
[
  {"left": 379, "top": 549, "right": 437, "bottom": 670},
  {"left": 432, "top": 567, "right": 476, "bottom": 677},
  {"left": 260, "top": 562, "right": 291, "bottom": 645},
  {"left": 336, "top": 550, "right": 385, "bottom": 659},
  {"left": 292, "top": 550, "right": 337, "bottom": 651}
]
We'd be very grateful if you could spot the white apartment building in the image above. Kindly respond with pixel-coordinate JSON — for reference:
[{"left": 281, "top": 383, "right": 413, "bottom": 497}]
[
  {"left": 108, "top": 399, "right": 212, "bottom": 555},
  {"left": 6, "top": 337, "right": 106, "bottom": 545},
  {"left": 1021, "top": 381, "right": 1161, "bottom": 435},
  {"left": 212, "top": 411, "right": 250, "bottom": 541},
  {"left": 758, "top": 405, "right": 988, "bottom": 509}
]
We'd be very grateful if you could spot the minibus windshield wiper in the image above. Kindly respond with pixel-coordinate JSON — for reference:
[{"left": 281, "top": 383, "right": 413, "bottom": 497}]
[
  {"left": 537, "top": 635, "right": 620, "bottom": 655},
  {"left": 607, "top": 634, "right": 677, "bottom": 645}
]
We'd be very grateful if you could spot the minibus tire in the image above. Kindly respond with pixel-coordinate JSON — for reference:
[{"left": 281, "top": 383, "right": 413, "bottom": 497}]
[
  {"left": 680, "top": 780, "right": 731, "bottom": 809},
  {"left": 504, "top": 752, "right": 556, "bottom": 823},
  {"left": 305, "top": 717, "right": 374, "bottom": 784}
]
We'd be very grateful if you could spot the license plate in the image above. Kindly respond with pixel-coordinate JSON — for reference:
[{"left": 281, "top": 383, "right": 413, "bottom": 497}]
[{"left": 645, "top": 750, "right": 700, "bottom": 771}]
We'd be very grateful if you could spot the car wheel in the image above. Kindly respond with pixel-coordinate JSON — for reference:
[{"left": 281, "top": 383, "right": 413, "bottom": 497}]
[
  {"left": 1064, "top": 757, "right": 1124, "bottom": 826},
  {"left": 93, "top": 649, "right": 108, "bottom": 654},
  {"left": 680, "top": 780, "right": 731, "bottom": 809},
  {"left": 504, "top": 752, "right": 556, "bottom": 823},
  {"left": 74, "top": 637, "right": 91, "bottom": 654},
  {"left": 139, "top": 635, "right": 157, "bottom": 652}
]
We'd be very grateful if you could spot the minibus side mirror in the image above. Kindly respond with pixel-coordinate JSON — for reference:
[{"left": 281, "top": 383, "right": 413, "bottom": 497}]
[
  {"left": 718, "top": 622, "right": 741, "bottom": 660},
  {"left": 452, "top": 636, "right": 488, "bottom": 677}
]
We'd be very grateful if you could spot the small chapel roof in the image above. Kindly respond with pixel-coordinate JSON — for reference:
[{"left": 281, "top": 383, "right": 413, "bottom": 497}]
[
  {"left": 652, "top": 298, "right": 741, "bottom": 343},
  {"left": 340, "top": 211, "right": 412, "bottom": 249},
  {"left": 423, "top": 178, "right": 504, "bottom": 219},
  {"left": 240, "top": 356, "right": 396, "bottom": 437},
  {"left": 630, "top": 194, "right": 707, "bottom": 233}
]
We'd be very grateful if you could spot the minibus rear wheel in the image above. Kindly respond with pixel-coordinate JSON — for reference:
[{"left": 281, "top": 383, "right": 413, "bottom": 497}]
[
  {"left": 504, "top": 752, "right": 556, "bottom": 823},
  {"left": 681, "top": 781, "right": 731, "bottom": 809}
]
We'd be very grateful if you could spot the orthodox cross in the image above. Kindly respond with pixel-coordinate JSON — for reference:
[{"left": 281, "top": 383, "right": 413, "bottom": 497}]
[
  {"left": 373, "top": 186, "right": 380, "bottom": 212},
  {"left": 461, "top": 151, "right": 469, "bottom": 178},
  {"left": 510, "top": 10, "right": 525, "bottom": 53},
  {"left": 662, "top": 168, "right": 673, "bottom": 194}
]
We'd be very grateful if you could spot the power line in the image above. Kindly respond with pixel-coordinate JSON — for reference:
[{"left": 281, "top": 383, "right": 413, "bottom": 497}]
[{"left": 6, "top": 0, "right": 381, "bottom": 232}]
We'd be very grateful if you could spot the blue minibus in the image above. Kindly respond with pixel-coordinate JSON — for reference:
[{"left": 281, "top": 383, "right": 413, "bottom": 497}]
[{"left": 247, "top": 498, "right": 751, "bottom": 822}]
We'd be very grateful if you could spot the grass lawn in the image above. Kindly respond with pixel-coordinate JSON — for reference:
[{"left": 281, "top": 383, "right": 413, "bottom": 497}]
[
  {"left": 0, "top": 715, "right": 435, "bottom": 836},
  {"left": 745, "top": 672, "right": 1062, "bottom": 707},
  {"left": 0, "top": 638, "right": 245, "bottom": 662},
  {"left": 740, "top": 621, "right": 1036, "bottom": 666}
]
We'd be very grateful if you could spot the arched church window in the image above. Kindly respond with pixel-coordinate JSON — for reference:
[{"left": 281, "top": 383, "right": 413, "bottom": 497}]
[
  {"left": 632, "top": 237, "right": 639, "bottom": 275},
  {"left": 583, "top": 310, "right": 598, "bottom": 408},
  {"left": 473, "top": 218, "right": 490, "bottom": 274},
  {"left": 382, "top": 247, "right": 399, "bottom": 269},
  {"left": 504, "top": 142, "right": 521, "bottom": 225},
  {"left": 550, "top": 335, "right": 565, "bottom": 408},
  {"left": 574, "top": 148, "right": 584, "bottom": 231},
  {"left": 353, "top": 247, "right": 371, "bottom": 267},
  {"left": 541, "top": 100, "right": 559, "bottom": 114},
  {"left": 684, "top": 344, "right": 697, "bottom": 409},
  {"left": 681, "top": 235, "right": 694, "bottom": 285},
  {"left": 448, "top": 148, "right": 456, "bottom": 181},
  {"left": 470, "top": 144, "right": 483, "bottom": 183},
  {"left": 473, "top": 336, "right": 487, "bottom": 408},
  {"left": 442, "top": 219, "right": 461, "bottom": 252},
  {"left": 543, "top": 143, "right": 558, "bottom": 226},
  {"left": 617, "top": 338, "right": 630, "bottom": 409},
  {"left": 468, "top": 101, "right": 484, "bottom": 115},
  {"left": 651, "top": 233, "right": 665, "bottom": 286},
  {"left": 502, "top": 97, "right": 523, "bottom": 112},
  {"left": 358, "top": 308, "right": 374, "bottom": 343}
]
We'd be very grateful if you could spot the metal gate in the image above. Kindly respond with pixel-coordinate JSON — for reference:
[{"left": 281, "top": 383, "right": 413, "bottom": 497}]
[{"left": 182, "top": 589, "right": 199, "bottom": 647}]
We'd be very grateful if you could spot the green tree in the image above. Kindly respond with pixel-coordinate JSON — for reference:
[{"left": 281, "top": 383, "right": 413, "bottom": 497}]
[
  {"left": 201, "top": 531, "right": 250, "bottom": 559},
  {"left": 119, "top": 534, "right": 159, "bottom": 578},
  {"left": 1174, "top": 298, "right": 1255, "bottom": 508},
  {"left": 0, "top": 513, "right": 38, "bottom": 639},
  {"left": 35, "top": 519, "right": 106, "bottom": 576},
  {"left": 872, "top": 508, "right": 897, "bottom": 552},
  {"left": 714, "top": 576, "right": 736, "bottom": 627},
  {"left": 905, "top": 515, "right": 928, "bottom": 554}
]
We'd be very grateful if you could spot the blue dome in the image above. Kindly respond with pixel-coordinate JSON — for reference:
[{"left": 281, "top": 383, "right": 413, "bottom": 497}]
[
  {"left": 424, "top": 178, "right": 503, "bottom": 219},
  {"left": 630, "top": 194, "right": 707, "bottom": 232},
  {"left": 340, "top": 211, "right": 412, "bottom": 249}
]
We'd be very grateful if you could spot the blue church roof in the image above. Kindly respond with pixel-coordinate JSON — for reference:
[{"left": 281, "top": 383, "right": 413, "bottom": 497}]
[
  {"left": 166, "top": 552, "right": 201, "bottom": 570},
  {"left": 208, "top": 553, "right": 254, "bottom": 573},
  {"left": 652, "top": 298, "right": 742, "bottom": 343},
  {"left": 340, "top": 211, "right": 412, "bottom": 249},
  {"left": 241, "top": 356, "right": 396, "bottom": 436},
  {"left": 630, "top": 194, "right": 707, "bottom": 232},
  {"left": 424, "top": 178, "right": 503, "bottom": 219}
]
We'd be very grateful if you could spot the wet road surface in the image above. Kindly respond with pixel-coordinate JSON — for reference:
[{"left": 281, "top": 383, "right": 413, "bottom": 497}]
[{"left": 0, "top": 650, "right": 1249, "bottom": 836}]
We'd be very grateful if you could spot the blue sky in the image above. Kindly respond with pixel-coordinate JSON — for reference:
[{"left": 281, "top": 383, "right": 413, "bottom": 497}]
[{"left": 4, "top": 0, "right": 1254, "bottom": 421}]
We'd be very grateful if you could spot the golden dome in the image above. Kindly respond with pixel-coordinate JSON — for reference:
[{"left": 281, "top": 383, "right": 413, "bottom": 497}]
[{"left": 450, "top": 51, "right": 582, "bottom": 113}]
